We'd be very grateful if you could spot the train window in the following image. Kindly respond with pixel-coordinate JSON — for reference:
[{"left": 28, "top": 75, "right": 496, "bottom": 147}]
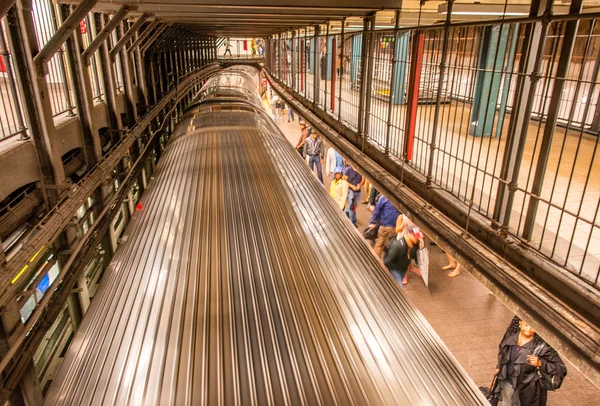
[{"left": 112, "top": 208, "right": 124, "bottom": 230}]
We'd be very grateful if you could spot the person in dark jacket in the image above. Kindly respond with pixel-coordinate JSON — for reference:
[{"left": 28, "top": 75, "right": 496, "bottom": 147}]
[
  {"left": 368, "top": 195, "right": 400, "bottom": 258},
  {"left": 493, "top": 316, "right": 567, "bottom": 406},
  {"left": 383, "top": 222, "right": 423, "bottom": 285}
]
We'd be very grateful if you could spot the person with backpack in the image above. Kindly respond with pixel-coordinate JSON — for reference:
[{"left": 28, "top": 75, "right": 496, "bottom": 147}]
[
  {"left": 368, "top": 195, "right": 400, "bottom": 259},
  {"left": 383, "top": 222, "right": 423, "bottom": 285},
  {"left": 491, "top": 317, "right": 567, "bottom": 406}
]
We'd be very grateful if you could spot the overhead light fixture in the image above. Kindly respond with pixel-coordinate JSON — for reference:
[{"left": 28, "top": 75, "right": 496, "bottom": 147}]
[{"left": 438, "top": 3, "right": 570, "bottom": 16}]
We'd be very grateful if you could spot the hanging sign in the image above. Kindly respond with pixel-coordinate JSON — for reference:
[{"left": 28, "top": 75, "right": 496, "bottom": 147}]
[{"left": 80, "top": 20, "right": 87, "bottom": 35}]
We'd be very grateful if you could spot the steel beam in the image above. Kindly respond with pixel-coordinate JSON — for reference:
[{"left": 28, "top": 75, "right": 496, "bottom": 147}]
[
  {"left": 109, "top": 13, "right": 150, "bottom": 61},
  {"left": 493, "top": 0, "right": 553, "bottom": 229},
  {"left": 522, "top": 0, "right": 584, "bottom": 240},
  {"left": 127, "top": 18, "right": 160, "bottom": 52},
  {"left": 33, "top": 0, "right": 99, "bottom": 77},
  {"left": 82, "top": 5, "right": 132, "bottom": 66},
  {"left": 141, "top": 23, "right": 168, "bottom": 54}
]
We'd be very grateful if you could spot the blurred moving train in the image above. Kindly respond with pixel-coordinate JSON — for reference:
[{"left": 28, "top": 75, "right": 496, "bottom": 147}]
[{"left": 44, "top": 66, "right": 487, "bottom": 405}]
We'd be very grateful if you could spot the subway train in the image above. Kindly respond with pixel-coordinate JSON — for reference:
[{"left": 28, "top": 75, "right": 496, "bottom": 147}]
[{"left": 43, "top": 66, "right": 487, "bottom": 405}]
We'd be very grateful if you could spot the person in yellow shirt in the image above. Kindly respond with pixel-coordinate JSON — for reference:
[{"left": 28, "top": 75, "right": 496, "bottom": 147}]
[{"left": 329, "top": 166, "right": 349, "bottom": 210}]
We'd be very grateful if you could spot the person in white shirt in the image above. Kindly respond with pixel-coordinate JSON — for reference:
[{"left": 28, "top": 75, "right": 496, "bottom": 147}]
[{"left": 325, "top": 147, "right": 344, "bottom": 177}]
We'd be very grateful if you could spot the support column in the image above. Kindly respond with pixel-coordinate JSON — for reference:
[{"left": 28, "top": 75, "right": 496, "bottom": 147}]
[
  {"left": 522, "top": 0, "right": 583, "bottom": 240},
  {"left": 313, "top": 25, "right": 320, "bottom": 105},
  {"left": 325, "top": 36, "right": 333, "bottom": 81},
  {"left": 362, "top": 15, "right": 376, "bottom": 142},
  {"left": 117, "top": 20, "right": 137, "bottom": 125},
  {"left": 495, "top": 24, "right": 519, "bottom": 139},
  {"left": 309, "top": 35, "right": 315, "bottom": 74},
  {"left": 469, "top": 25, "right": 510, "bottom": 137},
  {"left": 385, "top": 10, "right": 401, "bottom": 155},
  {"left": 96, "top": 14, "right": 123, "bottom": 148},
  {"left": 338, "top": 19, "right": 345, "bottom": 121},
  {"left": 392, "top": 32, "right": 409, "bottom": 105},
  {"left": 350, "top": 33, "right": 362, "bottom": 89},
  {"left": 493, "top": 0, "right": 553, "bottom": 229},
  {"left": 61, "top": 5, "right": 102, "bottom": 167},
  {"left": 404, "top": 31, "right": 424, "bottom": 161},
  {"left": 291, "top": 30, "right": 296, "bottom": 90}
]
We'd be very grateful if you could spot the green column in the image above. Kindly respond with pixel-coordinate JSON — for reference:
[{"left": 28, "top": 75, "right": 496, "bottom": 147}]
[
  {"left": 350, "top": 33, "right": 362, "bottom": 87},
  {"left": 470, "top": 25, "right": 509, "bottom": 137},
  {"left": 392, "top": 32, "right": 409, "bottom": 105}
]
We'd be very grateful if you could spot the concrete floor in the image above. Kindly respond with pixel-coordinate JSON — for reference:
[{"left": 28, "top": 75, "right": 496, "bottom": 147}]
[{"left": 267, "top": 95, "right": 600, "bottom": 405}]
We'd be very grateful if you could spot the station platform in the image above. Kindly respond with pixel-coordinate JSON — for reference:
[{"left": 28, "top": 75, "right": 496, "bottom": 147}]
[{"left": 268, "top": 96, "right": 600, "bottom": 406}]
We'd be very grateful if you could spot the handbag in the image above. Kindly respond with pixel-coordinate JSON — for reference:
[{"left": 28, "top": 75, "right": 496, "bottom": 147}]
[
  {"left": 533, "top": 343, "right": 562, "bottom": 391},
  {"left": 363, "top": 225, "right": 379, "bottom": 241},
  {"left": 478, "top": 374, "right": 499, "bottom": 406}
]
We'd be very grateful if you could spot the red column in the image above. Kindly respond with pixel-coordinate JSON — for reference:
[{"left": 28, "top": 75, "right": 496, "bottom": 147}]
[{"left": 404, "top": 31, "right": 424, "bottom": 162}]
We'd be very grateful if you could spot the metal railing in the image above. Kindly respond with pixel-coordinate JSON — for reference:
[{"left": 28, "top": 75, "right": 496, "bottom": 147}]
[
  {"left": 269, "top": 8, "right": 600, "bottom": 288},
  {"left": 31, "top": 0, "right": 75, "bottom": 117}
]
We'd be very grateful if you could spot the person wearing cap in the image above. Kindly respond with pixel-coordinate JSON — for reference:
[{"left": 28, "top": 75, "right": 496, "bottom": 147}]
[
  {"left": 329, "top": 167, "right": 348, "bottom": 210},
  {"left": 368, "top": 195, "right": 400, "bottom": 259},
  {"left": 303, "top": 130, "right": 325, "bottom": 183},
  {"left": 384, "top": 219, "right": 423, "bottom": 286},
  {"left": 295, "top": 121, "right": 310, "bottom": 157}
]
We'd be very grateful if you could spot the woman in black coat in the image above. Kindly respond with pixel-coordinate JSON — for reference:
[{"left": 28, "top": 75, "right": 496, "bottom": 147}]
[{"left": 493, "top": 317, "right": 567, "bottom": 406}]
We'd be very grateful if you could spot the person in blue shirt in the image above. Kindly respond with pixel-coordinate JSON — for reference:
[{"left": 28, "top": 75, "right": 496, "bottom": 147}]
[
  {"left": 343, "top": 165, "right": 364, "bottom": 226},
  {"left": 368, "top": 195, "right": 400, "bottom": 258}
]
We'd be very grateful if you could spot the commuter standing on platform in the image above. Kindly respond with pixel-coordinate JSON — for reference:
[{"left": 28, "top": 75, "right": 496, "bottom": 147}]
[
  {"left": 329, "top": 167, "right": 348, "bottom": 210},
  {"left": 287, "top": 104, "right": 295, "bottom": 122},
  {"left": 344, "top": 164, "right": 364, "bottom": 226},
  {"left": 368, "top": 195, "right": 400, "bottom": 258},
  {"left": 325, "top": 147, "right": 344, "bottom": 177},
  {"left": 296, "top": 121, "right": 309, "bottom": 157},
  {"left": 271, "top": 95, "right": 281, "bottom": 124},
  {"left": 224, "top": 38, "right": 232, "bottom": 56},
  {"left": 304, "top": 130, "right": 324, "bottom": 183},
  {"left": 368, "top": 186, "right": 380, "bottom": 212},
  {"left": 493, "top": 317, "right": 567, "bottom": 406}
]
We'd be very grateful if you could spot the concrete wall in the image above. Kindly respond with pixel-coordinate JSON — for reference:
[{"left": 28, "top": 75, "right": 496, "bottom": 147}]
[{"left": 0, "top": 99, "right": 122, "bottom": 202}]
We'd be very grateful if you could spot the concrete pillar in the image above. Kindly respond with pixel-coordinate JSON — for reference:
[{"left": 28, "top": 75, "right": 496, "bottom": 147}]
[{"left": 469, "top": 25, "right": 510, "bottom": 137}]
